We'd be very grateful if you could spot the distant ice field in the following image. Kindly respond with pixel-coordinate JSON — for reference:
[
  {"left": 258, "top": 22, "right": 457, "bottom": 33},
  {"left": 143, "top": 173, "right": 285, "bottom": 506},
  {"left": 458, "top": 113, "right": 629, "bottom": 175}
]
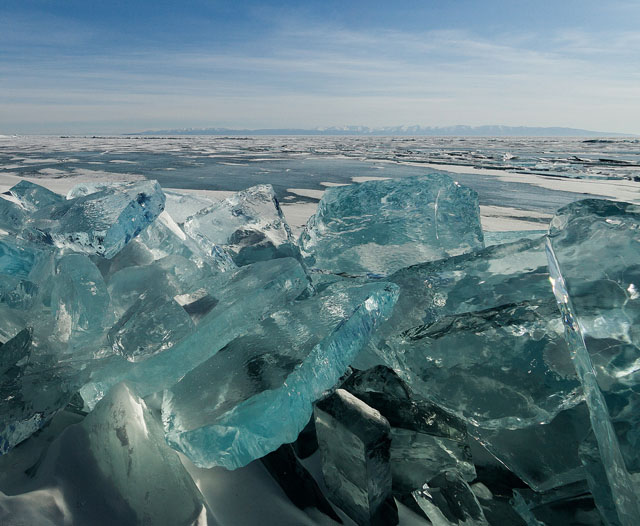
[{"left": 1, "top": 135, "right": 639, "bottom": 232}]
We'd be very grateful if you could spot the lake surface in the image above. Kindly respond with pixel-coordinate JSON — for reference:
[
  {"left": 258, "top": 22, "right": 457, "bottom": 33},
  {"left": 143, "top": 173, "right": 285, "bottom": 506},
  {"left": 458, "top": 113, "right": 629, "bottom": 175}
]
[{"left": 1, "top": 135, "right": 639, "bottom": 218}]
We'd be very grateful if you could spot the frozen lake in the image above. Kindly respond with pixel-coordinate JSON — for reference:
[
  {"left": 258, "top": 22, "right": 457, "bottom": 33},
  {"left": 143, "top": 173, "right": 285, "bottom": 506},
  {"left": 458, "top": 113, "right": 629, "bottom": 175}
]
[{"left": 2, "top": 135, "right": 639, "bottom": 232}]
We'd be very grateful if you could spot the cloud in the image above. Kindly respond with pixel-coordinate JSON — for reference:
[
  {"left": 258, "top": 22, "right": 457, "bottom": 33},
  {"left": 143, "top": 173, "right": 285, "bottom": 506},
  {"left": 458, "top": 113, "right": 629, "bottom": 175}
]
[{"left": 1, "top": 16, "right": 639, "bottom": 133}]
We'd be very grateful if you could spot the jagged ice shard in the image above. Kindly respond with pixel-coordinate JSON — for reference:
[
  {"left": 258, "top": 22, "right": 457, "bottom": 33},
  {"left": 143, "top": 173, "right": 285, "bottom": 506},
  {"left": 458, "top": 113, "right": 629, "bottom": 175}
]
[
  {"left": 25, "top": 180, "right": 166, "bottom": 258},
  {"left": 0, "top": 196, "right": 27, "bottom": 234},
  {"left": 361, "top": 236, "right": 591, "bottom": 493},
  {"left": 0, "top": 383, "right": 212, "bottom": 526},
  {"left": 9, "top": 180, "right": 65, "bottom": 212},
  {"left": 411, "top": 471, "right": 489, "bottom": 526},
  {"left": 299, "top": 173, "right": 484, "bottom": 276},
  {"left": 162, "top": 280, "right": 399, "bottom": 469},
  {"left": 0, "top": 328, "right": 85, "bottom": 455},
  {"left": 314, "top": 389, "right": 397, "bottom": 526},
  {"left": 184, "top": 184, "right": 298, "bottom": 266},
  {"left": 81, "top": 257, "right": 310, "bottom": 408},
  {"left": 546, "top": 199, "right": 640, "bottom": 525},
  {"left": 163, "top": 189, "right": 215, "bottom": 225},
  {"left": 341, "top": 366, "right": 476, "bottom": 495}
]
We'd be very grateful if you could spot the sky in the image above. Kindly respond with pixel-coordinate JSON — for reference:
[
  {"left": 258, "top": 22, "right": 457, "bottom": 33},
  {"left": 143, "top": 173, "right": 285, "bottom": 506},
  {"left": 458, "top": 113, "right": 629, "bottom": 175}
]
[{"left": 1, "top": 0, "right": 639, "bottom": 134}]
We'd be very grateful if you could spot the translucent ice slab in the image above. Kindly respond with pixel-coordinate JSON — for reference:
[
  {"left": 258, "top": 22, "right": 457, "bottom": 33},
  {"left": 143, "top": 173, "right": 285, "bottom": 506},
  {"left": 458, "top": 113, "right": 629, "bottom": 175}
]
[
  {"left": 299, "top": 174, "right": 484, "bottom": 275},
  {"left": 161, "top": 281, "right": 399, "bottom": 469},
  {"left": 26, "top": 180, "right": 165, "bottom": 259},
  {"left": 184, "top": 184, "right": 298, "bottom": 266},
  {"left": 80, "top": 257, "right": 311, "bottom": 409},
  {"left": 315, "top": 389, "right": 397, "bottom": 526}
]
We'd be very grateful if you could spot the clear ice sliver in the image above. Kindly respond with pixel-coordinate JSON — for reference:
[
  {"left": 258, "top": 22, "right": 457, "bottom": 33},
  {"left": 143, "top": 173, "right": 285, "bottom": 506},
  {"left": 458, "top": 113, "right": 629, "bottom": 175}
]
[{"left": 546, "top": 234, "right": 640, "bottom": 525}]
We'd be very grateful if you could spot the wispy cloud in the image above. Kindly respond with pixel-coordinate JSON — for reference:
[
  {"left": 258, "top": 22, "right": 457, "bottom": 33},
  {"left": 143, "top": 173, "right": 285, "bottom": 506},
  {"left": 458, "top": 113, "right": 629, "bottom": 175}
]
[{"left": 1, "top": 9, "right": 639, "bottom": 133}]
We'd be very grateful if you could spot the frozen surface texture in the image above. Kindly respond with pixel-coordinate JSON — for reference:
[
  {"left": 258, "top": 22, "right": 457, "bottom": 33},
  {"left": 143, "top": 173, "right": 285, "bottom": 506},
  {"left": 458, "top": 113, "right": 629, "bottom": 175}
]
[
  {"left": 315, "top": 389, "right": 397, "bottom": 526},
  {"left": 184, "top": 184, "right": 298, "bottom": 266},
  {"left": 162, "top": 280, "right": 399, "bottom": 469},
  {"left": 299, "top": 173, "right": 484, "bottom": 275}
]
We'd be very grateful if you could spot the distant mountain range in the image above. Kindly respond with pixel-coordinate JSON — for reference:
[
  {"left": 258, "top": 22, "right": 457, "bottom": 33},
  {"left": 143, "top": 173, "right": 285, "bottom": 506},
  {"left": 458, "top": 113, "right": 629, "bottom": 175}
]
[{"left": 128, "top": 125, "right": 634, "bottom": 137}]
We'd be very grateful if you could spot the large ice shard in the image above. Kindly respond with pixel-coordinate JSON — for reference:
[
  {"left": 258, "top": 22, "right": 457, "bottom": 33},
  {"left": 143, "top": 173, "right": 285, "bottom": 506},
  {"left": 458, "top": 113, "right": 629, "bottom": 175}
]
[
  {"left": 138, "top": 211, "right": 236, "bottom": 273},
  {"left": 0, "top": 383, "right": 212, "bottom": 526},
  {"left": 0, "top": 233, "right": 56, "bottom": 310},
  {"left": 0, "top": 329, "right": 84, "bottom": 454},
  {"left": 382, "top": 302, "right": 583, "bottom": 461},
  {"left": 397, "top": 310, "right": 588, "bottom": 494},
  {"left": 184, "top": 184, "right": 298, "bottom": 266},
  {"left": 80, "top": 257, "right": 311, "bottom": 408},
  {"left": 411, "top": 471, "right": 489, "bottom": 526},
  {"left": 106, "top": 255, "right": 205, "bottom": 318},
  {"left": 163, "top": 189, "right": 215, "bottom": 224},
  {"left": 512, "top": 480, "right": 601, "bottom": 526},
  {"left": 298, "top": 174, "right": 484, "bottom": 276},
  {"left": 24, "top": 180, "right": 165, "bottom": 259},
  {"left": 546, "top": 199, "right": 640, "bottom": 525},
  {"left": 578, "top": 432, "right": 627, "bottom": 526},
  {"left": 471, "top": 401, "right": 591, "bottom": 493},
  {"left": 9, "top": 180, "right": 65, "bottom": 212},
  {"left": 314, "top": 389, "right": 397, "bottom": 526},
  {"left": 0, "top": 236, "right": 48, "bottom": 283},
  {"left": 366, "top": 236, "right": 552, "bottom": 352},
  {"left": 161, "top": 280, "right": 399, "bottom": 469},
  {"left": 357, "top": 237, "right": 591, "bottom": 492},
  {"left": 48, "top": 254, "right": 112, "bottom": 351},
  {"left": 107, "top": 292, "right": 195, "bottom": 362},
  {"left": 0, "top": 196, "right": 27, "bottom": 234},
  {"left": 342, "top": 366, "right": 475, "bottom": 494}
]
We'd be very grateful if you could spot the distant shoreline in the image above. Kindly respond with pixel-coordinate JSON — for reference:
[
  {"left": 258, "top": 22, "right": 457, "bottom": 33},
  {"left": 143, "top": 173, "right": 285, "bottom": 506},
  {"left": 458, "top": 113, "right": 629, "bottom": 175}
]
[
  {"left": 3, "top": 133, "right": 638, "bottom": 140},
  {"left": 124, "top": 125, "right": 635, "bottom": 138}
]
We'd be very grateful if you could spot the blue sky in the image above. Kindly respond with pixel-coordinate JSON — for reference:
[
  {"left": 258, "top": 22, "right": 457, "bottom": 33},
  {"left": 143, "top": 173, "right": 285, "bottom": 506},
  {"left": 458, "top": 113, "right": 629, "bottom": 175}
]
[{"left": 1, "top": 1, "right": 639, "bottom": 134}]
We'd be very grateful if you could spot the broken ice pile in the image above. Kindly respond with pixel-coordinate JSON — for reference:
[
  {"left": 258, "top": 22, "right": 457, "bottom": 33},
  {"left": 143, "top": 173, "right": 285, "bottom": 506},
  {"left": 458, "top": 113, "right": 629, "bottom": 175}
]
[{"left": 1, "top": 172, "right": 640, "bottom": 526}]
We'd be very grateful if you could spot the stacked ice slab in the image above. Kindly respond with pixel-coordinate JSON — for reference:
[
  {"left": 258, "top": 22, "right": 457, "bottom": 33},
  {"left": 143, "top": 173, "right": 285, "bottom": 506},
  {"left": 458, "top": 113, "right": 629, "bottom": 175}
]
[{"left": 1, "top": 172, "right": 639, "bottom": 526}]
